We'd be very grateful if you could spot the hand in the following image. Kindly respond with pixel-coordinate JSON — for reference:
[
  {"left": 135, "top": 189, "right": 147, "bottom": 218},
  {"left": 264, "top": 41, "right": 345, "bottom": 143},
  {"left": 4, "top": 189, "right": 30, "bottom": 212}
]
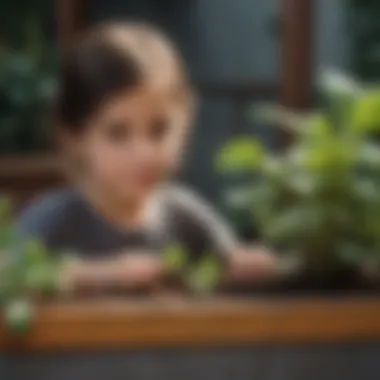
[
  {"left": 113, "top": 252, "right": 165, "bottom": 289},
  {"left": 58, "top": 256, "right": 87, "bottom": 294},
  {"left": 359, "top": 258, "right": 380, "bottom": 283},
  {"left": 226, "top": 246, "right": 277, "bottom": 284},
  {"left": 59, "top": 252, "right": 165, "bottom": 293}
]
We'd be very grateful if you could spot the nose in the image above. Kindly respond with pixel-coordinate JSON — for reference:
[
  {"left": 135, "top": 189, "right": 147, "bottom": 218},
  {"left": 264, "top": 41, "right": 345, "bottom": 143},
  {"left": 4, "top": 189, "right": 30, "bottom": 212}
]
[{"left": 131, "top": 138, "right": 156, "bottom": 163}]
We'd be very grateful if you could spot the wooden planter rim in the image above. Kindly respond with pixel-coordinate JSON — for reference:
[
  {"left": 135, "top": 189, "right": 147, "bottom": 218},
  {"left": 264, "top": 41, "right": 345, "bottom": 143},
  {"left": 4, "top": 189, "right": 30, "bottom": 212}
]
[
  {"left": 0, "top": 155, "right": 61, "bottom": 181},
  {"left": 1, "top": 296, "right": 380, "bottom": 352}
]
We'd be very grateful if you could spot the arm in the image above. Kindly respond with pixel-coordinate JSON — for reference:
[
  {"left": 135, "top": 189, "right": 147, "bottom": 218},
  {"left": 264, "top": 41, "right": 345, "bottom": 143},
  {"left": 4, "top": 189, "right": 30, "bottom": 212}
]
[
  {"left": 223, "top": 245, "right": 276, "bottom": 285},
  {"left": 16, "top": 192, "right": 165, "bottom": 294},
  {"left": 59, "top": 252, "right": 165, "bottom": 294},
  {"left": 168, "top": 186, "right": 277, "bottom": 285}
]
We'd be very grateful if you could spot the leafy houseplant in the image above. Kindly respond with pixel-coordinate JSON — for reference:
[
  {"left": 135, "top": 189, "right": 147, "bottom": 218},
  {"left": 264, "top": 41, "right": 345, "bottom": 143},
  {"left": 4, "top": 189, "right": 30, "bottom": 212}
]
[
  {"left": 216, "top": 139, "right": 264, "bottom": 241},
  {"left": 0, "top": 2, "right": 58, "bottom": 154},
  {"left": 215, "top": 72, "right": 380, "bottom": 287},
  {"left": 0, "top": 197, "right": 63, "bottom": 333}
]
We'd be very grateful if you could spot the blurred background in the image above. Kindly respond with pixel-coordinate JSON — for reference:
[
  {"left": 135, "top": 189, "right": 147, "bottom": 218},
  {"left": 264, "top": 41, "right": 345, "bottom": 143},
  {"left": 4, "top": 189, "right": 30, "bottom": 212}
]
[
  {"left": 0, "top": 0, "right": 373, "bottom": 232},
  {"left": 2, "top": 3, "right": 380, "bottom": 380}
]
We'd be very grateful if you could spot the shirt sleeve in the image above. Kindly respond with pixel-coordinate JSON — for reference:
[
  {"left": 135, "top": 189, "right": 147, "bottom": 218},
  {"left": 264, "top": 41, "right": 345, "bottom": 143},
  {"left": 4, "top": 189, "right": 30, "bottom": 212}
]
[
  {"left": 167, "top": 185, "right": 240, "bottom": 259},
  {"left": 15, "top": 191, "right": 70, "bottom": 251}
]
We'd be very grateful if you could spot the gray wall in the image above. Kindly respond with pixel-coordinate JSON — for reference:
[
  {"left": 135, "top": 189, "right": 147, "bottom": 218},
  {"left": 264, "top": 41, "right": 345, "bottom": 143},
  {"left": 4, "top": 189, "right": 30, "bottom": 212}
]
[
  {"left": 315, "top": 0, "right": 349, "bottom": 75},
  {"left": 87, "top": 0, "right": 280, "bottom": 81}
]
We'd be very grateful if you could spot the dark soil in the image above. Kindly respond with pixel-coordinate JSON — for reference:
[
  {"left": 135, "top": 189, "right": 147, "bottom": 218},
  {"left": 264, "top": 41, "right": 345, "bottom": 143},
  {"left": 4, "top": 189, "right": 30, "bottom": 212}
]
[{"left": 223, "top": 266, "right": 380, "bottom": 297}]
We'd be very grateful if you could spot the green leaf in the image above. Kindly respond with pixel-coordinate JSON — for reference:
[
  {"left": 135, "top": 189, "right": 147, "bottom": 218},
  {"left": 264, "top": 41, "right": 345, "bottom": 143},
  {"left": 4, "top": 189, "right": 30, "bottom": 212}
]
[
  {"left": 357, "top": 143, "right": 380, "bottom": 171},
  {"left": 300, "top": 114, "right": 333, "bottom": 145},
  {"left": 187, "top": 255, "right": 222, "bottom": 294},
  {"left": 0, "top": 274, "right": 12, "bottom": 305},
  {"left": 24, "top": 265, "right": 46, "bottom": 293},
  {"left": 222, "top": 185, "right": 253, "bottom": 209},
  {"left": 263, "top": 205, "right": 325, "bottom": 247},
  {"left": 319, "top": 70, "right": 361, "bottom": 98},
  {"left": 24, "top": 239, "right": 48, "bottom": 266},
  {"left": 318, "top": 70, "right": 361, "bottom": 129},
  {"left": 24, "top": 262, "right": 60, "bottom": 294},
  {"left": 162, "top": 243, "right": 188, "bottom": 273},
  {"left": 253, "top": 103, "right": 302, "bottom": 133},
  {"left": 0, "top": 196, "right": 12, "bottom": 225},
  {"left": 3, "top": 298, "right": 34, "bottom": 333},
  {"left": 352, "top": 179, "right": 380, "bottom": 203},
  {"left": 0, "top": 225, "right": 14, "bottom": 248},
  {"left": 215, "top": 138, "right": 265, "bottom": 173},
  {"left": 251, "top": 182, "right": 281, "bottom": 225},
  {"left": 261, "top": 157, "right": 283, "bottom": 180},
  {"left": 337, "top": 242, "right": 369, "bottom": 265},
  {"left": 351, "top": 90, "right": 380, "bottom": 133}
]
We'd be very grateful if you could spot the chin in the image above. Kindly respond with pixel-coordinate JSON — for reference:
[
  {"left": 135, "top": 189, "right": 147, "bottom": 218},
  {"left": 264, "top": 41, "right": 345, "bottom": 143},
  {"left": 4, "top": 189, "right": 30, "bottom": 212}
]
[{"left": 119, "top": 187, "right": 154, "bottom": 202}]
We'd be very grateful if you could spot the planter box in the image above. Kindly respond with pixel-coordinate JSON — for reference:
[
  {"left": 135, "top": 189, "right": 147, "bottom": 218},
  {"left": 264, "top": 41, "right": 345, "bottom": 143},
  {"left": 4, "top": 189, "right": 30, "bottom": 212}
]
[
  {"left": 0, "top": 155, "right": 65, "bottom": 212},
  {"left": 1, "top": 296, "right": 380, "bottom": 380}
]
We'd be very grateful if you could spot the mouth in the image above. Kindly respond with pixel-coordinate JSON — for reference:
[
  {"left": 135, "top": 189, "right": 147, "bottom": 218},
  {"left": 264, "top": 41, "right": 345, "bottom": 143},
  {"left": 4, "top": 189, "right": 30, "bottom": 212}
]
[{"left": 133, "top": 172, "right": 158, "bottom": 189}]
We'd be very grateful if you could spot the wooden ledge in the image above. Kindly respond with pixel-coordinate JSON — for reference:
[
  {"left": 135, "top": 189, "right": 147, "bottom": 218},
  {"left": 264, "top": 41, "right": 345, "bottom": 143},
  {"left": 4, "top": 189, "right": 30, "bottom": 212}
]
[
  {"left": 0, "top": 155, "right": 62, "bottom": 181},
  {"left": 1, "top": 296, "right": 380, "bottom": 352},
  {"left": 0, "top": 155, "right": 65, "bottom": 210}
]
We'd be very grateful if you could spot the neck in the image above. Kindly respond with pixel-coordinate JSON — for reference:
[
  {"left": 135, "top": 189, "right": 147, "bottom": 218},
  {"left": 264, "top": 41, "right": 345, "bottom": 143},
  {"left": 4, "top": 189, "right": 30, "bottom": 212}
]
[{"left": 81, "top": 182, "right": 148, "bottom": 229}]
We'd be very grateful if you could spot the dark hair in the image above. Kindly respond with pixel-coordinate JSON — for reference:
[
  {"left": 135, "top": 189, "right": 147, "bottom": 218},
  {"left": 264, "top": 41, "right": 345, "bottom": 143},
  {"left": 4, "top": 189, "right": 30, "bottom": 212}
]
[{"left": 56, "top": 22, "right": 190, "bottom": 132}]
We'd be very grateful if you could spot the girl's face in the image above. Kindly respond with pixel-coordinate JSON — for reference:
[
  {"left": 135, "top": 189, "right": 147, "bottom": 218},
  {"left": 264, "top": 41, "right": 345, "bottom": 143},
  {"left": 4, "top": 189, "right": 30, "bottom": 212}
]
[{"left": 71, "top": 86, "right": 189, "bottom": 202}]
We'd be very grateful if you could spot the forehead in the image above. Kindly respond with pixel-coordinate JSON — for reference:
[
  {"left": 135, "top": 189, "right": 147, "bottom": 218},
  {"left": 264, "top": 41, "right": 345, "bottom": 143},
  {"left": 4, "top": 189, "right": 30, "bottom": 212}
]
[{"left": 95, "top": 85, "right": 180, "bottom": 120}]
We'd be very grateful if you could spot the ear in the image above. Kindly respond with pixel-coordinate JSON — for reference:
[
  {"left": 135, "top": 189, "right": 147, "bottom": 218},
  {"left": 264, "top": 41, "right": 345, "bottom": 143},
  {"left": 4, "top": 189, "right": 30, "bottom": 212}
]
[
  {"left": 57, "top": 126, "right": 82, "bottom": 156},
  {"left": 56, "top": 126, "right": 86, "bottom": 181}
]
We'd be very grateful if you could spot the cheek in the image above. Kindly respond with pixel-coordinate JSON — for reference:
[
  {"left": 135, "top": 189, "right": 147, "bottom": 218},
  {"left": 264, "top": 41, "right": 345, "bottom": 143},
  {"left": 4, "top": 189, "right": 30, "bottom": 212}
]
[
  {"left": 154, "top": 133, "right": 186, "bottom": 174},
  {"left": 158, "top": 144, "right": 182, "bottom": 170},
  {"left": 85, "top": 139, "right": 128, "bottom": 180}
]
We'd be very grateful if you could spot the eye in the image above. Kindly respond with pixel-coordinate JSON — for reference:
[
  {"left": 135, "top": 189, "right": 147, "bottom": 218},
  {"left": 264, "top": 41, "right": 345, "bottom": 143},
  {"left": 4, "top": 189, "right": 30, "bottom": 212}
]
[
  {"left": 149, "top": 116, "right": 170, "bottom": 141},
  {"left": 105, "top": 120, "right": 131, "bottom": 142}
]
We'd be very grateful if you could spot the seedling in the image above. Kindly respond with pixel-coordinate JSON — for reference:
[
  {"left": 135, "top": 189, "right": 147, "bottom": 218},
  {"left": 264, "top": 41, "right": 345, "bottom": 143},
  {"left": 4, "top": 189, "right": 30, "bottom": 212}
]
[{"left": 162, "top": 243, "right": 222, "bottom": 295}]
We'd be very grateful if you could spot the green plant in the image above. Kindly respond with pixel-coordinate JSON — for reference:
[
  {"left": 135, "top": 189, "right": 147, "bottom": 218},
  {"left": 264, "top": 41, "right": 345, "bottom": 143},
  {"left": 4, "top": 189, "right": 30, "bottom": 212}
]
[
  {"left": 215, "top": 137, "right": 264, "bottom": 239},
  {"left": 162, "top": 243, "right": 222, "bottom": 295},
  {"left": 215, "top": 71, "right": 380, "bottom": 276},
  {"left": 0, "top": 196, "right": 63, "bottom": 333},
  {"left": 0, "top": 1, "right": 58, "bottom": 154}
]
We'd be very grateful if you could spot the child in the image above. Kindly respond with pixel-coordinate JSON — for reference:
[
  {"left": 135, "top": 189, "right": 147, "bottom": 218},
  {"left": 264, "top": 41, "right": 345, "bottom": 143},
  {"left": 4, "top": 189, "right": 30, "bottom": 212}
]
[{"left": 17, "top": 22, "right": 276, "bottom": 292}]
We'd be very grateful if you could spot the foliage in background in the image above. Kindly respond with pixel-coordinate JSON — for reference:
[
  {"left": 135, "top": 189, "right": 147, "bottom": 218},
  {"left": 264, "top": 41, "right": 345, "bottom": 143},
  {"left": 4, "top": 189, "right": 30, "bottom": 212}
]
[
  {"left": 0, "top": 196, "right": 62, "bottom": 333},
  {"left": 348, "top": 0, "right": 380, "bottom": 81},
  {"left": 216, "top": 138, "right": 263, "bottom": 240},
  {"left": 0, "top": 0, "right": 58, "bottom": 154},
  {"left": 216, "top": 71, "right": 380, "bottom": 275}
]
